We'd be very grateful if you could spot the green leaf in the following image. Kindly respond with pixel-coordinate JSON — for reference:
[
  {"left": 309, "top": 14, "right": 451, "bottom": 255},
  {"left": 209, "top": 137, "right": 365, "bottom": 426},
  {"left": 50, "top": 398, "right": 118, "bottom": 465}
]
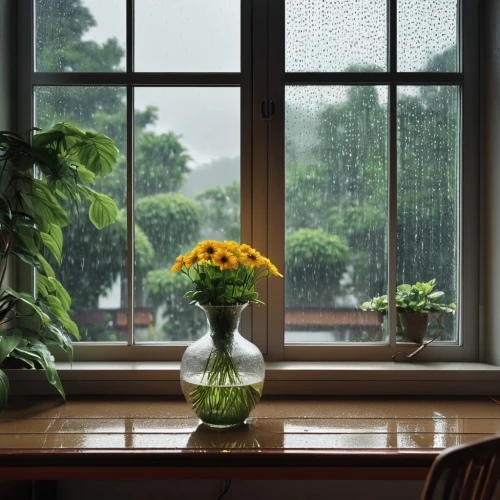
[
  {"left": 0, "top": 369, "right": 8, "bottom": 414},
  {"left": 40, "top": 231, "right": 62, "bottom": 264},
  {"left": 14, "top": 343, "right": 65, "bottom": 400},
  {"left": 0, "top": 329, "right": 22, "bottom": 364},
  {"left": 37, "top": 253, "right": 55, "bottom": 278},
  {"left": 89, "top": 193, "right": 118, "bottom": 229},
  {"left": 75, "top": 132, "right": 118, "bottom": 177},
  {"left": 76, "top": 166, "right": 96, "bottom": 185},
  {"left": 2, "top": 289, "right": 51, "bottom": 325},
  {"left": 48, "top": 278, "right": 71, "bottom": 311},
  {"left": 31, "top": 181, "right": 69, "bottom": 227},
  {"left": 45, "top": 324, "right": 74, "bottom": 363}
]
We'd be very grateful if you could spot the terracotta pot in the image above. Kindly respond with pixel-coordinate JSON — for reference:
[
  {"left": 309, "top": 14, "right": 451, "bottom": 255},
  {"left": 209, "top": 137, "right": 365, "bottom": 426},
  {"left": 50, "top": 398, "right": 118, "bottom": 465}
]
[{"left": 398, "top": 312, "right": 429, "bottom": 344}]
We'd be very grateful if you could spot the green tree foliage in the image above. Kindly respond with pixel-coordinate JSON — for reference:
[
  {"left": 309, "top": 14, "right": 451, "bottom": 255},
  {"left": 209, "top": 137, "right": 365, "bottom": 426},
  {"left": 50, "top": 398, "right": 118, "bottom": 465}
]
[
  {"left": 285, "top": 229, "right": 349, "bottom": 308},
  {"left": 196, "top": 181, "right": 240, "bottom": 242},
  {"left": 135, "top": 194, "right": 201, "bottom": 266}
]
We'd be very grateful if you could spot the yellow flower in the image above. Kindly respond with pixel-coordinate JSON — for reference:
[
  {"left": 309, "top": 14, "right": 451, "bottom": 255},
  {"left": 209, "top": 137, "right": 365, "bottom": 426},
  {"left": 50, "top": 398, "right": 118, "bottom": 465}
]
[
  {"left": 263, "top": 257, "right": 283, "bottom": 277},
  {"left": 223, "top": 240, "right": 240, "bottom": 255},
  {"left": 197, "top": 240, "right": 221, "bottom": 261},
  {"left": 184, "top": 248, "right": 204, "bottom": 269},
  {"left": 213, "top": 248, "right": 238, "bottom": 270},
  {"left": 171, "top": 255, "right": 184, "bottom": 273},
  {"left": 238, "top": 244, "right": 264, "bottom": 268}
]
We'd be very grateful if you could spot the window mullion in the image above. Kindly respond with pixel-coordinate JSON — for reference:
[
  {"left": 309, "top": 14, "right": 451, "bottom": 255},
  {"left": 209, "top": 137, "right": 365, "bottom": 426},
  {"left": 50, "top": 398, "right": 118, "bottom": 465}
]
[
  {"left": 126, "top": 0, "right": 134, "bottom": 346},
  {"left": 266, "top": 0, "right": 285, "bottom": 361}
]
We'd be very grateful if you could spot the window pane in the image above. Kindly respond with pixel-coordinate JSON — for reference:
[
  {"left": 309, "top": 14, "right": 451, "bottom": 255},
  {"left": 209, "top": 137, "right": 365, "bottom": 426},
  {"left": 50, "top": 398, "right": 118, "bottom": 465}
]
[
  {"left": 398, "top": 0, "right": 458, "bottom": 72},
  {"left": 35, "top": 0, "right": 126, "bottom": 72},
  {"left": 285, "top": 86, "right": 388, "bottom": 343},
  {"left": 134, "top": 87, "right": 240, "bottom": 343},
  {"left": 34, "top": 86, "right": 128, "bottom": 342},
  {"left": 135, "top": 0, "right": 240, "bottom": 72},
  {"left": 286, "top": 0, "right": 387, "bottom": 73},
  {"left": 397, "top": 86, "right": 459, "bottom": 342}
]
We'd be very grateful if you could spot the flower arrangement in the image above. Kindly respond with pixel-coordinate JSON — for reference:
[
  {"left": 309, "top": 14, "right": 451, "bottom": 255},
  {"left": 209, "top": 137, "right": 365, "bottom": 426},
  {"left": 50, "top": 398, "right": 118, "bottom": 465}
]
[
  {"left": 171, "top": 239, "right": 282, "bottom": 306},
  {"left": 172, "top": 240, "right": 281, "bottom": 426}
]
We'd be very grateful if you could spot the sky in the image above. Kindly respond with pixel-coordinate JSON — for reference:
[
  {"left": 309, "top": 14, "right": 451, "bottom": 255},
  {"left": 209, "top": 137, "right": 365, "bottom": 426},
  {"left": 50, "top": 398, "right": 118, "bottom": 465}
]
[{"left": 78, "top": 0, "right": 457, "bottom": 166}]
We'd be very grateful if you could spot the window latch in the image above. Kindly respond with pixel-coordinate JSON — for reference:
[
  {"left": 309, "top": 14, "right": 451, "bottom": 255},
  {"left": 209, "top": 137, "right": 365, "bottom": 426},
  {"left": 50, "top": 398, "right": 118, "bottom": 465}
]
[{"left": 260, "top": 99, "right": 275, "bottom": 121}]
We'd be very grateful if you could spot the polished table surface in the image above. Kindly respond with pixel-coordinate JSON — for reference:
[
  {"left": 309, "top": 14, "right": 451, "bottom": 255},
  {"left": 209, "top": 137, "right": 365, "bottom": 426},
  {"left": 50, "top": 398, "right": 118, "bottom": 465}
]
[{"left": 1, "top": 395, "right": 500, "bottom": 480}]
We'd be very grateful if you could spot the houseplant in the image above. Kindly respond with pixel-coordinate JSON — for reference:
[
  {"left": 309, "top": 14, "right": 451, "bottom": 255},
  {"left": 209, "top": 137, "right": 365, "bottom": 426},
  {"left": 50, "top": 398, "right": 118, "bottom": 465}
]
[
  {"left": 396, "top": 279, "right": 456, "bottom": 343},
  {"left": 0, "top": 123, "right": 119, "bottom": 412},
  {"left": 172, "top": 240, "right": 282, "bottom": 427},
  {"left": 362, "top": 279, "right": 456, "bottom": 344}
]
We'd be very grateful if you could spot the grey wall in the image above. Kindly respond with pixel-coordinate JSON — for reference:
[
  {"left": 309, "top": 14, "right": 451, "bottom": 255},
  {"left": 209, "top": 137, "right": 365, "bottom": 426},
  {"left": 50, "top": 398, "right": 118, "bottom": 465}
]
[
  {"left": 0, "top": 0, "right": 16, "bottom": 290},
  {"left": 485, "top": 0, "right": 500, "bottom": 365},
  {"left": 0, "top": 0, "right": 15, "bottom": 131}
]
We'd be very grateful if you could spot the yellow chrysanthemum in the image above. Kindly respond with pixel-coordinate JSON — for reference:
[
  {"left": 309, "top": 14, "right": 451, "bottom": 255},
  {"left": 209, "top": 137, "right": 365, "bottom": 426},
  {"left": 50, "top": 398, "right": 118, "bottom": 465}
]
[
  {"left": 197, "top": 240, "right": 221, "bottom": 261},
  {"left": 184, "top": 248, "right": 204, "bottom": 269},
  {"left": 262, "top": 257, "right": 283, "bottom": 277},
  {"left": 223, "top": 240, "right": 240, "bottom": 255},
  {"left": 238, "top": 244, "right": 264, "bottom": 268},
  {"left": 171, "top": 255, "right": 184, "bottom": 273},
  {"left": 213, "top": 248, "right": 238, "bottom": 270}
]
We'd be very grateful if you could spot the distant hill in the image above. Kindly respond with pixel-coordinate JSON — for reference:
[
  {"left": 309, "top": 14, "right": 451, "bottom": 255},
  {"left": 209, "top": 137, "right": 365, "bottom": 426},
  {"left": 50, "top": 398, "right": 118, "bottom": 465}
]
[{"left": 180, "top": 156, "right": 240, "bottom": 198}]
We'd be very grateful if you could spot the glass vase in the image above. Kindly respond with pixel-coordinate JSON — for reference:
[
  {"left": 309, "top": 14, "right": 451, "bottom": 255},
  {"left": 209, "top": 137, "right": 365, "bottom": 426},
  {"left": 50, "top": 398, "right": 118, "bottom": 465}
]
[{"left": 180, "top": 303, "right": 265, "bottom": 428}]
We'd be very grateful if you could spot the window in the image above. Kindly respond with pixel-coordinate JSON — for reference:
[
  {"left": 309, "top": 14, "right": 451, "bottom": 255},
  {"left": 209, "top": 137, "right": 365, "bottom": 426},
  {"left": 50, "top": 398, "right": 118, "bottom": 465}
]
[{"left": 22, "top": 0, "right": 479, "bottom": 363}]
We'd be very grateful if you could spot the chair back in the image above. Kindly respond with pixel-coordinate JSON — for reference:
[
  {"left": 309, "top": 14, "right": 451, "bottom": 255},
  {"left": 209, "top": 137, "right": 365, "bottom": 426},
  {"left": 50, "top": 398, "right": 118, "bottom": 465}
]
[{"left": 422, "top": 435, "right": 500, "bottom": 500}]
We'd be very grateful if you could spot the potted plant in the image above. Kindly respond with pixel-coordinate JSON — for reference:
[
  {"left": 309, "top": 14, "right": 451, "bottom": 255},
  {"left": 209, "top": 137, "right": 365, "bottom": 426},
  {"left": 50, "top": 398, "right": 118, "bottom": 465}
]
[
  {"left": 0, "top": 123, "right": 119, "bottom": 412},
  {"left": 362, "top": 279, "right": 456, "bottom": 343},
  {"left": 396, "top": 279, "right": 456, "bottom": 344}
]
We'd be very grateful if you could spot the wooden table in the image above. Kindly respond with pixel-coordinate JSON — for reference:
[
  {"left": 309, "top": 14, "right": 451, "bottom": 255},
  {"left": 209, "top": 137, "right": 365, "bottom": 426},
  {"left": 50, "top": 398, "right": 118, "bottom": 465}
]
[{"left": 1, "top": 395, "right": 499, "bottom": 481}]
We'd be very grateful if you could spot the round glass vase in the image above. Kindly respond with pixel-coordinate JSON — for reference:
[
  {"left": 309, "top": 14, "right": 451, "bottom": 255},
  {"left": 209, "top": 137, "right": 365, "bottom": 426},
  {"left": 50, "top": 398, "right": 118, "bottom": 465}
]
[{"left": 180, "top": 303, "right": 265, "bottom": 428}]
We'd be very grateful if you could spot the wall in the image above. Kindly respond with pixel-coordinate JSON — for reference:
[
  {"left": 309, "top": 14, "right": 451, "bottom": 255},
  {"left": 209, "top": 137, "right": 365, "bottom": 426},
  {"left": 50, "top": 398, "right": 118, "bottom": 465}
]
[
  {"left": 485, "top": 0, "right": 500, "bottom": 365},
  {"left": 0, "top": 0, "right": 16, "bottom": 290}
]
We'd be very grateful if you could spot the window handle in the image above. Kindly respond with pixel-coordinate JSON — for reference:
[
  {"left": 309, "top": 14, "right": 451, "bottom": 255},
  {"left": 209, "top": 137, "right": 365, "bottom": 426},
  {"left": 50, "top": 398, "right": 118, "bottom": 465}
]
[{"left": 261, "top": 99, "right": 275, "bottom": 121}]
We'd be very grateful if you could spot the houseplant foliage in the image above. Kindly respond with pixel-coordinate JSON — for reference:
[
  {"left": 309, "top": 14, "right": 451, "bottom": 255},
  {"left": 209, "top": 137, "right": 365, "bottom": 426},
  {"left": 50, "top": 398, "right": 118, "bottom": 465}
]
[
  {"left": 0, "top": 123, "right": 118, "bottom": 412},
  {"left": 172, "top": 240, "right": 282, "bottom": 427},
  {"left": 362, "top": 279, "right": 456, "bottom": 343}
]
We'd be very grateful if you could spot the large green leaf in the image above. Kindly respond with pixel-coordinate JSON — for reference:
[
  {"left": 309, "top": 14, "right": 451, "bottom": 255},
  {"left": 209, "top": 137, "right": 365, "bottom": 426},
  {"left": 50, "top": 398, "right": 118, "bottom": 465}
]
[
  {"left": 14, "top": 343, "right": 65, "bottom": 400},
  {"left": 45, "top": 324, "right": 74, "bottom": 363},
  {"left": 31, "top": 181, "right": 69, "bottom": 228},
  {"left": 48, "top": 278, "right": 71, "bottom": 311},
  {"left": 0, "top": 329, "right": 22, "bottom": 364},
  {"left": 76, "top": 132, "right": 118, "bottom": 177},
  {"left": 0, "top": 370, "right": 8, "bottom": 414},
  {"left": 44, "top": 295, "right": 79, "bottom": 339},
  {"left": 2, "top": 289, "right": 51, "bottom": 325},
  {"left": 76, "top": 166, "right": 96, "bottom": 185},
  {"left": 37, "top": 253, "right": 55, "bottom": 278},
  {"left": 89, "top": 193, "right": 118, "bottom": 229},
  {"left": 40, "top": 231, "right": 62, "bottom": 264}
]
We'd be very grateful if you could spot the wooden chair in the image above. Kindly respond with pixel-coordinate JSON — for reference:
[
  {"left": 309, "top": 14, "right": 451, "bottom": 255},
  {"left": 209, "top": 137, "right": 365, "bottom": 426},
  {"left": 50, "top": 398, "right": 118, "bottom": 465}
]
[{"left": 422, "top": 435, "right": 500, "bottom": 500}]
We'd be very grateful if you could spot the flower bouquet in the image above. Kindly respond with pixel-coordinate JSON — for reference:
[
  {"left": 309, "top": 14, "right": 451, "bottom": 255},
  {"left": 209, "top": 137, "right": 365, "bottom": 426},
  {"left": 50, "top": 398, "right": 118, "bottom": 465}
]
[{"left": 172, "top": 240, "right": 281, "bottom": 427}]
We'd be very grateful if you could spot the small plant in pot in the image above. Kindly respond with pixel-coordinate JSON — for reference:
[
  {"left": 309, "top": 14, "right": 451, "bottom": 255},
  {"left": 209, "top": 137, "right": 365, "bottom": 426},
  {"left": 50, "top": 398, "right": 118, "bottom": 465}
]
[{"left": 396, "top": 279, "right": 456, "bottom": 344}]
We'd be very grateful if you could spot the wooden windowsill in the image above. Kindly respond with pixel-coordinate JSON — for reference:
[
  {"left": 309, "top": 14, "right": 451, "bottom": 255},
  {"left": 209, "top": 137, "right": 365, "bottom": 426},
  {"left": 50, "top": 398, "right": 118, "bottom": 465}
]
[{"left": 1, "top": 395, "right": 500, "bottom": 480}]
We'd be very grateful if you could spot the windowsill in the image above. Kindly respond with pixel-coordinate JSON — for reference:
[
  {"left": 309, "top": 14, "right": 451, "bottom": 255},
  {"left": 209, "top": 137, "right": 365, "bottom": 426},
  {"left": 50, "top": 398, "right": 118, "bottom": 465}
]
[{"left": 5, "top": 361, "right": 500, "bottom": 396}]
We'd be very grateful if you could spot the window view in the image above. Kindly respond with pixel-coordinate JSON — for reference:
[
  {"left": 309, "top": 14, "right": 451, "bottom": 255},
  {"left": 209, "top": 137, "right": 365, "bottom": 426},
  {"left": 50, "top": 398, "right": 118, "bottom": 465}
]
[
  {"left": 397, "top": 86, "right": 459, "bottom": 342},
  {"left": 35, "top": 0, "right": 126, "bottom": 72},
  {"left": 285, "top": 86, "right": 388, "bottom": 343},
  {"left": 133, "top": 88, "right": 240, "bottom": 342},
  {"left": 32, "top": 0, "right": 465, "bottom": 352},
  {"left": 284, "top": 0, "right": 460, "bottom": 344}
]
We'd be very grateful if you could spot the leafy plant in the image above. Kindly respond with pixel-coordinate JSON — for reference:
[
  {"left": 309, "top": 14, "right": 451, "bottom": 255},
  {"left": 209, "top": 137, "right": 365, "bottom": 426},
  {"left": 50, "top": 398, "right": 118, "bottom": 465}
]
[
  {"left": 362, "top": 279, "right": 456, "bottom": 316},
  {"left": 395, "top": 279, "right": 456, "bottom": 315},
  {"left": 0, "top": 123, "right": 119, "bottom": 412}
]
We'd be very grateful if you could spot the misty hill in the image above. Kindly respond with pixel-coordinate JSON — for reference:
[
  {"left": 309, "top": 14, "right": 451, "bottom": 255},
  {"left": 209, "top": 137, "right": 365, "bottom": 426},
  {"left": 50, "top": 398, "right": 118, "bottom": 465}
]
[{"left": 180, "top": 156, "right": 240, "bottom": 198}]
